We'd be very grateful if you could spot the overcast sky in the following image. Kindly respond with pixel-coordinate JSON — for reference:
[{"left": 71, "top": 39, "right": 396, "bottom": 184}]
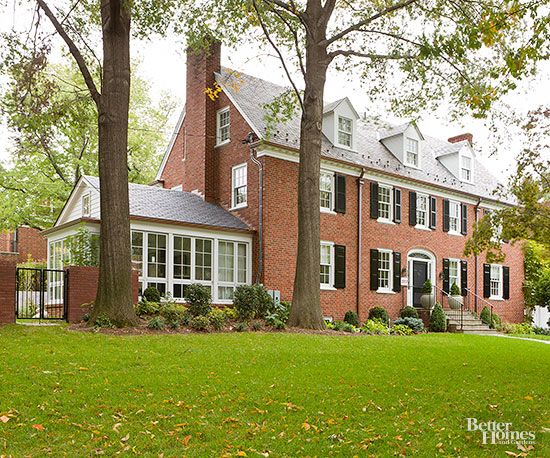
[{"left": 1, "top": 5, "right": 549, "bottom": 179}]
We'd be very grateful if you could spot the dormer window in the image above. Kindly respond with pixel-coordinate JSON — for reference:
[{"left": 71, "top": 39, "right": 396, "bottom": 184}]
[
  {"left": 216, "top": 107, "right": 230, "bottom": 145},
  {"left": 405, "top": 137, "right": 419, "bottom": 167},
  {"left": 82, "top": 193, "right": 91, "bottom": 217},
  {"left": 337, "top": 116, "right": 352, "bottom": 148},
  {"left": 461, "top": 156, "right": 472, "bottom": 182}
]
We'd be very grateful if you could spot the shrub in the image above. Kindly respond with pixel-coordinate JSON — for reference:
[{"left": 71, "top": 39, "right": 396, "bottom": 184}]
[
  {"left": 234, "top": 321, "right": 248, "bottom": 332},
  {"left": 184, "top": 284, "right": 212, "bottom": 317},
  {"left": 223, "top": 307, "right": 238, "bottom": 321},
  {"left": 479, "top": 306, "right": 492, "bottom": 326},
  {"left": 502, "top": 322, "right": 533, "bottom": 335},
  {"left": 233, "top": 284, "right": 274, "bottom": 321},
  {"left": 422, "top": 279, "right": 432, "bottom": 294},
  {"left": 400, "top": 306, "right": 419, "bottom": 319},
  {"left": 368, "top": 306, "right": 389, "bottom": 325},
  {"left": 450, "top": 282, "right": 461, "bottom": 296},
  {"left": 250, "top": 320, "right": 263, "bottom": 331},
  {"left": 332, "top": 320, "right": 355, "bottom": 332},
  {"left": 93, "top": 314, "right": 114, "bottom": 329},
  {"left": 143, "top": 286, "right": 161, "bottom": 303},
  {"left": 266, "top": 316, "right": 286, "bottom": 330},
  {"left": 361, "top": 319, "right": 389, "bottom": 335},
  {"left": 147, "top": 316, "right": 166, "bottom": 330},
  {"left": 391, "top": 324, "right": 414, "bottom": 336},
  {"left": 189, "top": 315, "right": 210, "bottom": 331},
  {"left": 325, "top": 320, "right": 334, "bottom": 330},
  {"left": 394, "top": 317, "right": 424, "bottom": 332},
  {"left": 491, "top": 313, "right": 502, "bottom": 330},
  {"left": 429, "top": 303, "right": 446, "bottom": 332},
  {"left": 533, "top": 326, "right": 550, "bottom": 336},
  {"left": 135, "top": 300, "right": 160, "bottom": 317},
  {"left": 208, "top": 308, "right": 227, "bottom": 331},
  {"left": 266, "top": 301, "right": 291, "bottom": 325},
  {"left": 343, "top": 310, "right": 360, "bottom": 327},
  {"left": 159, "top": 303, "right": 187, "bottom": 328}
]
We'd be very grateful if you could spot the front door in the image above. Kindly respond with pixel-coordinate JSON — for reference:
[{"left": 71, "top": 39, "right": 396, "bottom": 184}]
[{"left": 412, "top": 261, "right": 428, "bottom": 307}]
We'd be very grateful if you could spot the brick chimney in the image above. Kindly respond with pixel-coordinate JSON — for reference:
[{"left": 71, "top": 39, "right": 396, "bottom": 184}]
[
  {"left": 184, "top": 40, "right": 221, "bottom": 202},
  {"left": 448, "top": 133, "right": 473, "bottom": 145}
]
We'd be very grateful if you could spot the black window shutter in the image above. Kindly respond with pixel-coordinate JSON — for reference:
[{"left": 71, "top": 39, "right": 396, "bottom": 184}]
[
  {"left": 370, "top": 249, "right": 379, "bottom": 290},
  {"left": 393, "top": 189, "right": 402, "bottom": 223},
  {"left": 483, "top": 264, "right": 491, "bottom": 298},
  {"left": 503, "top": 266, "right": 510, "bottom": 299},
  {"left": 443, "top": 258, "right": 450, "bottom": 294},
  {"left": 334, "top": 174, "right": 346, "bottom": 214},
  {"left": 429, "top": 196, "right": 437, "bottom": 229},
  {"left": 460, "top": 260, "right": 468, "bottom": 296},
  {"left": 461, "top": 203, "right": 468, "bottom": 235},
  {"left": 409, "top": 191, "right": 417, "bottom": 226},
  {"left": 393, "top": 252, "right": 401, "bottom": 292},
  {"left": 334, "top": 245, "right": 346, "bottom": 289},
  {"left": 370, "top": 182, "right": 379, "bottom": 219},
  {"left": 443, "top": 199, "right": 450, "bottom": 232}
]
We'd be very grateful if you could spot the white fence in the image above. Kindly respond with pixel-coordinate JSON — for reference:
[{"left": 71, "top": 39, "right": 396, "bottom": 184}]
[{"left": 533, "top": 306, "right": 550, "bottom": 328}]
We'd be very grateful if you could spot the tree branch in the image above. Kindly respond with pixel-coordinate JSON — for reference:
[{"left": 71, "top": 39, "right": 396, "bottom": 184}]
[
  {"left": 329, "top": 49, "right": 416, "bottom": 60},
  {"left": 324, "top": 0, "right": 419, "bottom": 46},
  {"left": 36, "top": 0, "right": 101, "bottom": 107}
]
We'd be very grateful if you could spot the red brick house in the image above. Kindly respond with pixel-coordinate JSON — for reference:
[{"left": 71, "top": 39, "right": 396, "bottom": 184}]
[
  {"left": 44, "top": 42, "right": 524, "bottom": 324},
  {"left": 0, "top": 226, "right": 47, "bottom": 263}
]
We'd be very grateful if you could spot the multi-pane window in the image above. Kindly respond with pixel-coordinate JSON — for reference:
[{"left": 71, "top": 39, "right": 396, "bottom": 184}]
[
  {"left": 338, "top": 116, "right": 352, "bottom": 147},
  {"left": 218, "top": 241, "right": 248, "bottom": 301},
  {"left": 405, "top": 138, "right": 419, "bottom": 167},
  {"left": 147, "top": 233, "right": 166, "bottom": 279},
  {"left": 490, "top": 264, "right": 503, "bottom": 298},
  {"left": 378, "top": 250, "right": 392, "bottom": 290},
  {"left": 461, "top": 156, "right": 472, "bottom": 181},
  {"left": 416, "top": 193, "right": 428, "bottom": 227},
  {"left": 320, "top": 243, "right": 332, "bottom": 286},
  {"left": 449, "top": 201, "right": 460, "bottom": 233},
  {"left": 195, "top": 238, "right": 212, "bottom": 281},
  {"left": 217, "top": 107, "right": 230, "bottom": 144},
  {"left": 378, "top": 185, "right": 393, "bottom": 221},
  {"left": 82, "top": 193, "right": 91, "bottom": 217},
  {"left": 232, "top": 164, "right": 247, "bottom": 208},
  {"left": 173, "top": 236, "right": 191, "bottom": 280},
  {"left": 131, "top": 231, "right": 143, "bottom": 276},
  {"left": 449, "top": 259, "right": 460, "bottom": 291},
  {"left": 320, "top": 171, "right": 334, "bottom": 211},
  {"left": 237, "top": 243, "right": 247, "bottom": 283}
]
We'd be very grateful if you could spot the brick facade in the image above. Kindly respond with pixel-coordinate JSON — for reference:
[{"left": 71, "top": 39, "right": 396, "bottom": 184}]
[
  {"left": 0, "top": 259, "right": 16, "bottom": 324},
  {"left": 158, "top": 44, "right": 525, "bottom": 324},
  {"left": 0, "top": 227, "right": 47, "bottom": 263}
]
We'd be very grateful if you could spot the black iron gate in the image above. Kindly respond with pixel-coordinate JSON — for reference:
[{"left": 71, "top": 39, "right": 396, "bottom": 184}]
[{"left": 16, "top": 268, "right": 67, "bottom": 320}]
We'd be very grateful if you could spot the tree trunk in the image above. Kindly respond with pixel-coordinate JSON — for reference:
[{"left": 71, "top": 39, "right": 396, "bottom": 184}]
[
  {"left": 288, "top": 11, "right": 329, "bottom": 330},
  {"left": 90, "top": 0, "right": 138, "bottom": 326}
]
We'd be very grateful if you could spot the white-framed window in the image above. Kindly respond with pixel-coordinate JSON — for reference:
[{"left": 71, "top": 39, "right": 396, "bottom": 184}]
[
  {"left": 377, "top": 249, "right": 393, "bottom": 292},
  {"left": 82, "top": 193, "right": 91, "bottom": 217},
  {"left": 195, "top": 238, "right": 213, "bottom": 281},
  {"left": 449, "top": 200, "right": 461, "bottom": 234},
  {"left": 405, "top": 137, "right": 419, "bottom": 167},
  {"left": 147, "top": 233, "right": 167, "bottom": 280},
  {"left": 449, "top": 259, "right": 460, "bottom": 291},
  {"left": 320, "top": 171, "right": 334, "bottom": 212},
  {"left": 173, "top": 236, "right": 192, "bottom": 281},
  {"left": 231, "top": 163, "right": 247, "bottom": 209},
  {"left": 337, "top": 116, "right": 353, "bottom": 148},
  {"left": 217, "top": 240, "right": 248, "bottom": 301},
  {"left": 490, "top": 264, "right": 503, "bottom": 299},
  {"left": 378, "top": 185, "right": 393, "bottom": 221},
  {"left": 416, "top": 193, "right": 429, "bottom": 228},
  {"left": 320, "top": 242, "right": 334, "bottom": 288},
  {"left": 216, "top": 107, "right": 230, "bottom": 145},
  {"left": 131, "top": 231, "right": 144, "bottom": 276},
  {"left": 461, "top": 155, "right": 472, "bottom": 182}
]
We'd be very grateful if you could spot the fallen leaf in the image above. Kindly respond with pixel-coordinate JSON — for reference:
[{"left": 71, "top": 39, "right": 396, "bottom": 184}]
[
  {"left": 182, "top": 435, "right": 191, "bottom": 446},
  {"left": 302, "top": 422, "right": 311, "bottom": 431},
  {"left": 32, "top": 424, "right": 44, "bottom": 431},
  {"left": 113, "top": 423, "right": 122, "bottom": 433},
  {"left": 0, "top": 415, "right": 10, "bottom": 423},
  {"left": 120, "top": 434, "right": 130, "bottom": 442},
  {"left": 524, "top": 395, "right": 533, "bottom": 401},
  {"left": 237, "top": 451, "right": 247, "bottom": 456}
]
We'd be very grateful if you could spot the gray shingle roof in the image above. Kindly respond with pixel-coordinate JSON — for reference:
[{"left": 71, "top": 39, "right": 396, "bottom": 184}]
[
  {"left": 84, "top": 176, "right": 250, "bottom": 231},
  {"left": 216, "top": 68, "right": 510, "bottom": 204}
]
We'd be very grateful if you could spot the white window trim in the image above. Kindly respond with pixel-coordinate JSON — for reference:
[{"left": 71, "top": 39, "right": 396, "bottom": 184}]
[
  {"left": 320, "top": 241, "right": 335, "bottom": 290},
  {"left": 171, "top": 185, "right": 183, "bottom": 191},
  {"left": 377, "top": 184, "right": 393, "bottom": 223},
  {"left": 404, "top": 136, "right": 421, "bottom": 169},
  {"left": 376, "top": 248, "right": 394, "bottom": 294},
  {"left": 216, "top": 107, "right": 230, "bottom": 147},
  {"left": 320, "top": 170, "right": 336, "bottom": 214},
  {"left": 460, "top": 154, "right": 474, "bottom": 183},
  {"left": 448, "top": 200, "right": 462, "bottom": 236},
  {"left": 335, "top": 115, "right": 354, "bottom": 150},
  {"left": 231, "top": 163, "right": 248, "bottom": 210},
  {"left": 415, "top": 192, "right": 430, "bottom": 230},
  {"left": 448, "top": 258, "right": 461, "bottom": 292},
  {"left": 216, "top": 240, "right": 249, "bottom": 304},
  {"left": 82, "top": 193, "right": 91, "bottom": 217},
  {"left": 489, "top": 264, "right": 503, "bottom": 300}
]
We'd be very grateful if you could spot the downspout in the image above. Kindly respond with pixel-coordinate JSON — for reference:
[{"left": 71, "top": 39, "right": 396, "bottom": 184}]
[
  {"left": 244, "top": 132, "right": 263, "bottom": 284},
  {"left": 356, "top": 168, "right": 366, "bottom": 319},
  {"left": 474, "top": 197, "right": 482, "bottom": 314}
]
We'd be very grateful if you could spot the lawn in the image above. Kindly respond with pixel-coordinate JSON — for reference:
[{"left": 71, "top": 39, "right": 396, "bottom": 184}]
[
  {"left": 0, "top": 325, "right": 548, "bottom": 457},
  {"left": 513, "top": 334, "right": 550, "bottom": 341}
]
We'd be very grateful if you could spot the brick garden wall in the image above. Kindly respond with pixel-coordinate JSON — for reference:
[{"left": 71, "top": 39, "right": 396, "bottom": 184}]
[{"left": 0, "top": 259, "right": 16, "bottom": 324}]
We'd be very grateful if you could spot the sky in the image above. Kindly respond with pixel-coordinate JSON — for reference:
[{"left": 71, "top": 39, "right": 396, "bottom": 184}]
[{"left": 1, "top": 4, "right": 550, "bottom": 179}]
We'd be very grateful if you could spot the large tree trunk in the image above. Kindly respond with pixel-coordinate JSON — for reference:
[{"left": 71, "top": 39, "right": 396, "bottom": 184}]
[
  {"left": 91, "top": 0, "right": 138, "bottom": 326},
  {"left": 288, "top": 13, "right": 329, "bottom": 330}
]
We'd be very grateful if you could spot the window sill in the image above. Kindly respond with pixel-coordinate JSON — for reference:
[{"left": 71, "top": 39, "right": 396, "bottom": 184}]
[
  {"left": 320, "top": 285, "right": 336, "bottom": 291},
  {"left": 230, "top": 204, "right": 247, "bottom": 211},
  {"left": 489, "top": 296, "right": 504, "bottom": 301},
  {"left": 447, "top": 231, "right": 463, "bottom": 237},
  {"left": 335, "top": 143, "right": 356, "bottom": 152},
  {"left": 215, "top": 140, "right": 230, "bottom": 148},
  {"left": 404, "top": 163, "right": 421, "bottom": 170},
  {"left": 376, "top": 289, "right": 396, "bottom": 295},
  {"left": 320, "top": 208, "right": 337, "bottom": 215},
  {"left": 377, "top": 218, "right": 395, "bottom": 225},
  {"left": 415, "top": 225, "right": 431, "bottom": 231}
]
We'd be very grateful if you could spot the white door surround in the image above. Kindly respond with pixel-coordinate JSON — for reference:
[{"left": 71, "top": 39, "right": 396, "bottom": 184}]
[{"left": 407, "top": 249, "right": 436, "bottom": 307}]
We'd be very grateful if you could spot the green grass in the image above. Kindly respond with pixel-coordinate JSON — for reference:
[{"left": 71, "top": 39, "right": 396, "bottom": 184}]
[
  {"left": 0, "top": 325, "right": 548, "bottom": 457},
  {"left": 512, "top": 334, "right": 550, "bottom": 341}
]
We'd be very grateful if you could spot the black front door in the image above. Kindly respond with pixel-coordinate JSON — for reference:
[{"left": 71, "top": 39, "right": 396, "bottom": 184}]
[{"left": 412, "top": 261, "right": 428, "bottom": 307}]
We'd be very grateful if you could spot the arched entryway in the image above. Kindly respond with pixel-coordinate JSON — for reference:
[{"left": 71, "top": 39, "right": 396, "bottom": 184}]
[{"left": 407, "top": 249, "right": 436, "bottom": 307}]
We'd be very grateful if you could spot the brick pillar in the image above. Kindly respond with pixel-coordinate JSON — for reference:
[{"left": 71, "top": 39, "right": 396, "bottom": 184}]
[
  {"left": 66, "top": 266, "right": 139, "bottom": 323},
  {"left": 0, "top": 259, "right": 16, "bottom": 324}
]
